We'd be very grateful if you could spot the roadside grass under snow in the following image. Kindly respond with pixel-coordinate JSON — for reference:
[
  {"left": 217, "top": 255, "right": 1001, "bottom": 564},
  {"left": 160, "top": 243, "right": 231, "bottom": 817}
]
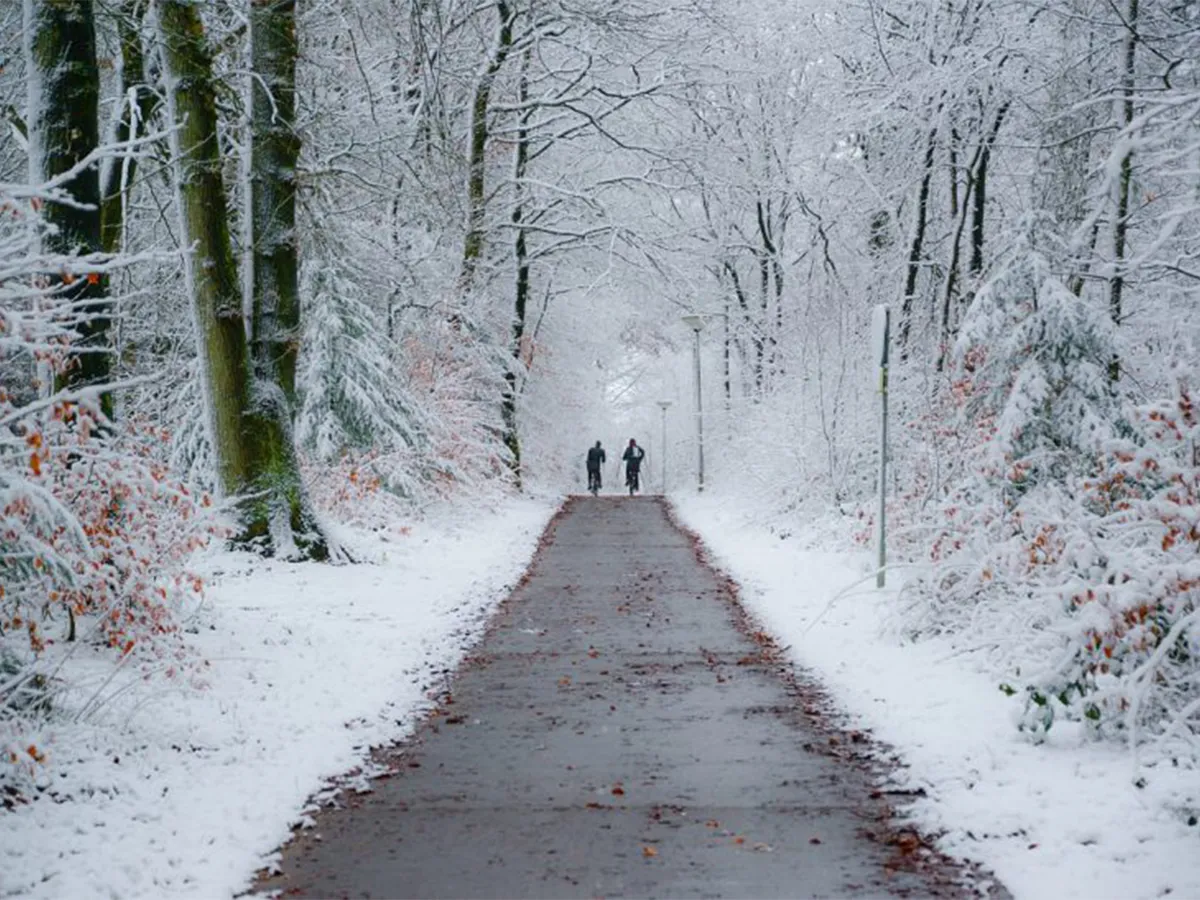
[
  {"left": 0, "top": 495, "right": 557, "bottom": 900},
  {"left": 673, "top": 493, "right": 1200, "bottom": 900}
]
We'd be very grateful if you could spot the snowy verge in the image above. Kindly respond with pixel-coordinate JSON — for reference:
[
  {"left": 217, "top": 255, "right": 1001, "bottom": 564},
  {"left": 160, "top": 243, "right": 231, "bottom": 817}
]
[
  {"left": 0, "top": 495, "right": 558, "bottom": 900},
  {"left": 672, "top": 494, "right": 1200, "bottom": 900}
]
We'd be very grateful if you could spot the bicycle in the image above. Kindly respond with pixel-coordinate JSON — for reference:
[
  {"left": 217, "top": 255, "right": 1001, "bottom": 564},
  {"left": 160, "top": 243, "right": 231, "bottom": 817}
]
[
  {"left": 625, "top": 467, "right": 640, "bottom": 496},
  {"left": 587, "top": 468, "right": 601, "bottom": 496}
]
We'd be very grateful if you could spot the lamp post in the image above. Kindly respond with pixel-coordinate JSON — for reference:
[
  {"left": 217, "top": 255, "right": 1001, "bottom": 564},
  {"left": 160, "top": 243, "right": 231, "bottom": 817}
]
[
  {"left": 681, "top": 314, "right": 705, "bottom": 493},
  {"left": 656, "top": 400, "right": 672, "bottom": 494}
]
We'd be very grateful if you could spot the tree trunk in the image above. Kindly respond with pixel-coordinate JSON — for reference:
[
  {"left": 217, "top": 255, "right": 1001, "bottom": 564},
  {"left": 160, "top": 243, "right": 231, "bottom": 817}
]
[
  {"left": 250, "top": 0, "right": 302, "bottom": 409},
  {"left": 898, "top": 123, "right": 938, "bottom": 353},
  {"left": 756, "top": 198, "right": 783, "bottom": 383},
  {"left": 722, "top": 291, "right": 731, "bottom": 419},
  {"left": 501, "top": 46, "right": 532, "bottom": 488},
  {"left": 969, "top": 102, "right": 1008, "bottom": 278},
  {"left": 101, "top": 0, "right": 158, "bottom": 257},
  {"left": 1108, "top": 0, "right": 1138, "bottom": 384},
  {"left": 724, "top": 259, "right": 761, "bottom": 392},
  {"left": 157, "top": 0, "right": 327, "bottom": 560},
  {"left": 25, "top": 0, "right": 111, "bottom": 419},
  {"left": 459, "top": 0, "right": 515, "bottom": 294}
]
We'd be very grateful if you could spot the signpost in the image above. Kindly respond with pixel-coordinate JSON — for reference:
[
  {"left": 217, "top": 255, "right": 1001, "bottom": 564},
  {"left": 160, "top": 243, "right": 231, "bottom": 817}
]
[
  {"left": 681, "top": 314, "right": 705, "bottom": 493},
  {"left": 871, "top": 305, "right": 890, "bottom": 588},
  {"left": 656, "top": 400, "right": 672, "bottom": 494}
]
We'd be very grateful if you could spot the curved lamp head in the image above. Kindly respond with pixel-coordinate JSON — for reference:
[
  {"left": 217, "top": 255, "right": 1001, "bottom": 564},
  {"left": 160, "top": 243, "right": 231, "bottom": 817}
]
[
  {"left": 681, "top": 313, "right": 705, "bottom": 332},
  {"left": 657, "top": 399, "right": 673, "bottom": 410}
]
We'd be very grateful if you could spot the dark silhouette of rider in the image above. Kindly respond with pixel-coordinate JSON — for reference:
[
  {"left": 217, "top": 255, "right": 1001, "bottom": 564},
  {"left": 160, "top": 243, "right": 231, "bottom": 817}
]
[
  {"left": 622, "top": 438, "right": 645, "bottom": 494},
  {"left": 586, "top": 441, "right": 606, "bottom": 492}
]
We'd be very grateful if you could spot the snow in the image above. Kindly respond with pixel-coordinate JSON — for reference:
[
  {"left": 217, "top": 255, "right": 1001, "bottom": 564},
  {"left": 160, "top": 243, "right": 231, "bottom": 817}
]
[
  {"left": 673, "top": 493, "right": 1200, "bottom": 900},
  {"left": 0, "top": 495, "right": 557, "bottom": 900}
]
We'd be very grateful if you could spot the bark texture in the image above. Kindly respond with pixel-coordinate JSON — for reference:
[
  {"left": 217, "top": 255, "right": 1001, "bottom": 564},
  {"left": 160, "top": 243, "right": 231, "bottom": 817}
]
[
  {"left": 158, "top": 0, "right": 327, "bottom": 560},
  {"left": 250, "top": 0, "right": 302, "bottom": 409},
  {"left": 1108, "top": 0, "right": 1138, "bottom": 384},
  {"left": 459, "top": 0, "right": 514, "bottom": 292},
  {"left": 101, "top": 0, "right": 158, "bottom": 257},
  {"left": 26, "top": 0, "right": 111, "bottom": 418},
  {"left": 501, "top": 46, "right": 531, "bottom": 488}
]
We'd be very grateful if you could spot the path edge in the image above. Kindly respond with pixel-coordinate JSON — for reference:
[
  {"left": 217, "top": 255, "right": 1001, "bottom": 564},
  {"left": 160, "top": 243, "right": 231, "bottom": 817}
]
[
  {"left": 249, "top": 496, "right": 574, "bottom": 895},
  {"left": 658, "top": 497, "right": 1009, "bottom": 899}
]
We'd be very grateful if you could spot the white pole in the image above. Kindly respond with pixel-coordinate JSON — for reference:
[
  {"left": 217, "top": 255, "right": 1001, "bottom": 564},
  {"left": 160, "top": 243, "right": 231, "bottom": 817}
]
[
  {"left": 872, "top": 305, "right": 891, "bottom": 588},
  {"left": 657, "top": 400, "right": 673, "bottom": 494},
  {"left": 693, "top": 328, "right": 705, "bottom": 493}
]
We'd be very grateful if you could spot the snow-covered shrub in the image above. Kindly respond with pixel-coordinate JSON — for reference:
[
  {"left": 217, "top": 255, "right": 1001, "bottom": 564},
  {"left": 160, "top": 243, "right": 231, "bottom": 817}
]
[
  {"left": 953, "top": 219, "right": 1119, "bottom": 490},
  {"left": 895, "top": 220, "right": 1200, "bottom": 754},
  {"left": 297, "top": 264, "right": 429, "bottom": 503},
  {"left": 1, "top": 189, "right": 217, "bottom": 798},
  {"left": 1027, "top": 388, "right": 1200, "bottom": 749}
]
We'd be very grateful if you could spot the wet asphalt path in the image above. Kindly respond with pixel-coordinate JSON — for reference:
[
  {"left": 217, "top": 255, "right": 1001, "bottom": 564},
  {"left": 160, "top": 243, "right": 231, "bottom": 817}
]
[{"left": 258, "top": 497, "right": 946, "bottom": 898}]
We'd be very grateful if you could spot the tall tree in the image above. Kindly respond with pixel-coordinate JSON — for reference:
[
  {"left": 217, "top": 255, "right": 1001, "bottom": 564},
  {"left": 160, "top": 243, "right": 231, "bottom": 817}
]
[
  {"left": 459, "top": 0, "right": 514, "bottom": 294},
  {"left": 1107, "top": 0, "right": 1138, "bottom": 383},
  {"left": 24, "top": 0, "right": 111, "bottom": 418},
  {"left": 157, "top": 0, "right": 328, "bottom": 559},
  {"left": 100, "top": 0, "right": 158, "bottom": 257},
  {"left": 250, "top": 0, "right": 302, "bottom": 409}
]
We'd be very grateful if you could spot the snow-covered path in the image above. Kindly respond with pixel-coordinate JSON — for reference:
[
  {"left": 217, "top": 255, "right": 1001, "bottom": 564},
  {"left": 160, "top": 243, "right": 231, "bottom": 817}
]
[
  {"left": 259, "top": 497, "right": 978, "bottom": 898},
  {"left": 674, "top": 494, "right": 1200, "bottom": 900},
  {"left": 0, "top": 497, "right": 556, "bottom": 900}
]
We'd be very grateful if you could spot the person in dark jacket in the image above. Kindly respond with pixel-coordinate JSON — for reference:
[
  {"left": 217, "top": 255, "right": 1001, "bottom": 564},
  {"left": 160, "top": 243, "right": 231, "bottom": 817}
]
[
  {"left": 622, "top": 438, "right": 645, "bottom": 495},
  {"left": 586, "top": 441, "right": 606, "bottom": 493}
]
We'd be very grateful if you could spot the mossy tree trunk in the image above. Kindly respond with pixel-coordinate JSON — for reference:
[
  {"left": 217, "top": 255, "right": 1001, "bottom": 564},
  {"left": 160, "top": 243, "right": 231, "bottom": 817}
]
[
  {"left": 158, "top": 0, "right": 328, "bottom": 560},
  {"left": 101, "top": 0, "right": 159, "bottom": 257},
  {"left": 250, "top": 0, "right": 301, "bottom": 409},
  {"left": 25, "top": 0, "right": 112, "bottom": 419},
  {"left": 501, "top": 46, "right": 531, "bottom": 488},
  {"left": 459, "top": 0, "right": 514, "bottom": 293}
]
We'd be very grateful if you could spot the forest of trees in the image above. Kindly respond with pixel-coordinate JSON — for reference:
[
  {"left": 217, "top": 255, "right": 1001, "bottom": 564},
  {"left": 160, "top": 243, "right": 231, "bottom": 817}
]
[{"left": 2, "top": 0, "right": 1199, "bottom": 783}]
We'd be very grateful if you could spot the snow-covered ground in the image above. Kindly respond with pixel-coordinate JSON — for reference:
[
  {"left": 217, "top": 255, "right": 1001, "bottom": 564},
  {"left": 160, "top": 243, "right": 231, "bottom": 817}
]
[
  {"left": 0, "top": 496, "right": 557, "bottom": 900},
  {"left": 674, "top": 493, "right": 1200, "bottom": 900}
]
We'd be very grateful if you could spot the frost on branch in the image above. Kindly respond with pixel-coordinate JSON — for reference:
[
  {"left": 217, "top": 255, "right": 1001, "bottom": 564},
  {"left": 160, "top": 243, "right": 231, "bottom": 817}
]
[
  {"left": 0, "top": 188, "right": 218, "bottom": 800},
  {"left": 296, "top": 263, "right": 429, "bottom": 510},
  {"left": 953, "top": 217, "right": 1120, "bottom": 490},
  {"left": 898, "top": 220, "right": 1200, "bottom": 755}
]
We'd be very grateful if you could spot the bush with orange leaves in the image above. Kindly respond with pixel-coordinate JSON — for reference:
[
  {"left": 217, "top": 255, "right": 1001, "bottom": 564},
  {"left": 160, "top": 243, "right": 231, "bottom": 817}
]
[
  {"left": 898, "top": 385, "right": 1200, "bottom": 754},
  {"left": 1, "top": 191, "right": 221, "bottom": 798},
  {"left": 1, "top": 396, "right": 224, "bottom": 795},
  {"left": 896, "top": 238, "right": 1199, "bottom": 755},
  {"left": 1018, "top": 389, "right": 1200, "bottom": 749}
]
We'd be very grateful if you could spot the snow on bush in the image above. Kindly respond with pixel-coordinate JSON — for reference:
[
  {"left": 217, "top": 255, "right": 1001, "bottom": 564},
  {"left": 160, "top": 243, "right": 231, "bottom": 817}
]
[
  {"left": 1, "top": 188, "right": 218, "bottom": 802},
  {"left": 297, "top": 263, "right": 428, "bottom": 499},
  {"left": 891, "top": 223, "right": 1200, "bottom": 758}
]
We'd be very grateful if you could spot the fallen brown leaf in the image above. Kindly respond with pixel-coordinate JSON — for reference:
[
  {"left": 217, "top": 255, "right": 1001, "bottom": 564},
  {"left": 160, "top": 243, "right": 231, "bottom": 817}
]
[{"left": 642, "top": 846, "right": 658, "bottom": 858}]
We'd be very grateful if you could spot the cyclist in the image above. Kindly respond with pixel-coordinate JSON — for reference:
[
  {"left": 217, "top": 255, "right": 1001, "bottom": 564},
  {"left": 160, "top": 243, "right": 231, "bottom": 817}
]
[
  {"left": 622, "top": 438, "right": 645, "bottom": 495},
  {"left": 586, "top": 441, "right": 606, "bottom": 494}
]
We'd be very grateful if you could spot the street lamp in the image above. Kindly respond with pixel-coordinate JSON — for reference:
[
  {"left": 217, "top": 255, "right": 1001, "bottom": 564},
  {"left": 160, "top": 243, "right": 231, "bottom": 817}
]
[
  {"left": 656, "top": 400, "right": 672, "bottom": 494},
  {"left": 681, "top": 314, "right": 705, "bottom": 493}
]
